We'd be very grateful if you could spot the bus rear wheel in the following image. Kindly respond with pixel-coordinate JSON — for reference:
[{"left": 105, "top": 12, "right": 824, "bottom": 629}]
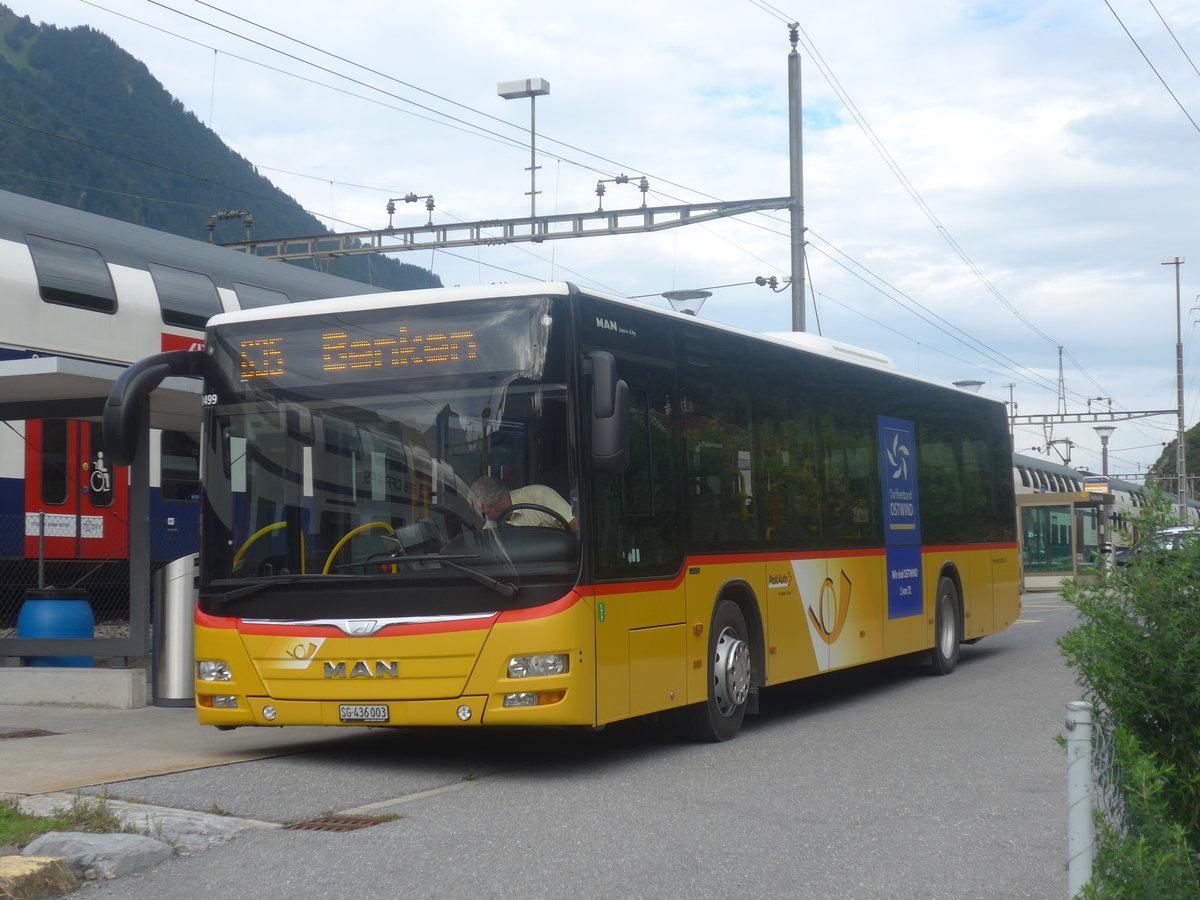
[
  {"left": 931, "top": 576, "right": 961, "bottom": 676},
  {"left": 686, "top": 599, "right": 752, "bottom": 742}
]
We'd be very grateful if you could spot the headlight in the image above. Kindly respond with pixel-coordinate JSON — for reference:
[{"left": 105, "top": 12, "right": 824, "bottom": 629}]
[
  {"left": 197, "top": 660, "right": 233, "bottom": 682},
  {"left": 508, "top": 654, "right": 569, "bottom": 678}
]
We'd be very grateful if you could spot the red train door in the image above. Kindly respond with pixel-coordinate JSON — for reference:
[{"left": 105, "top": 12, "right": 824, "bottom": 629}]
[{"left": 24, "top": 419, "right": 129, "bottom": 560}]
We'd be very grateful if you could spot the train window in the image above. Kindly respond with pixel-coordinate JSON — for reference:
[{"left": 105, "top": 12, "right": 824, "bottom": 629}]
[
  {"left": 1017, "top": 466, "right": 1030, "bottom": 488},
  {"left": 234, "top": 282, "right": 290, "bottom": 309},
  {"left": 26, "top": 234, "right": 117, "bottom": 313},
  {"left": 160, "top": 430, "right": 200, "bottom": 501},
  {"left": 150, "top": 264, "right": 221, "bottom": 329},
  {"left": 41, "top": 419, "right": 69, "bottom": 506}
]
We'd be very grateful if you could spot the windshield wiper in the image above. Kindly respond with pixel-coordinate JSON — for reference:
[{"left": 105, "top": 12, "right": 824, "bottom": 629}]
[
  {"left": 210, "top": 553, "right": 518, "bottom": 604},
  {"left": 434, "top": 557, "right": 517, "bottom": 597},
  {"left": 368, "top": 552, "right": 518, "bottom": 598},
  {"left": 340, "top": 549, "right": 518, "bottom": 600},
  {"left": 207, "top": 574, "right": 361, "bottom": 607}
]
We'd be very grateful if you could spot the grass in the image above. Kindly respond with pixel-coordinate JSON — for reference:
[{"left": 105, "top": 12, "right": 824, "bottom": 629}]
[{"left": 0, "top": 793, "right": 141, "bottom": 850}]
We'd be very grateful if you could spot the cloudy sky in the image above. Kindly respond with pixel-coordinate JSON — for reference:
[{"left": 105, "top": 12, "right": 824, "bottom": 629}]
[{"left": 17, "top": 0, "right": 1200, "bottom": 480}]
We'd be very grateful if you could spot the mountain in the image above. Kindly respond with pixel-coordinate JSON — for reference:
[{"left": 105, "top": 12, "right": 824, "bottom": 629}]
[
  {"left": 1148, "top": 424, "right": 1200, "bottom": 498},
  {"left": 0, "top": 6, "right": 439, "bottom": 291}
]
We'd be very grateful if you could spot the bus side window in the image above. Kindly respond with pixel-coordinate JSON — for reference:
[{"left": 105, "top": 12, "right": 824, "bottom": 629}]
[
  {"left": 817, "top": 366, "right": 880, "bottom": 547},
  {"left": 679, "top": 328, "right": 754, "bottom": 550},
  {"left": 589, "top": 361, "right": 682, "bottom": 579},
  {"left": 917, "top": 415, "right": 963, "bottom": 546},
  {"left": 752, "top": 345, "right": 822, "bottom": 547}
]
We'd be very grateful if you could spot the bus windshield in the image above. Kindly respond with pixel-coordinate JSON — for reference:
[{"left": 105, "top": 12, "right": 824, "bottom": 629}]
[{"left": 197, "top": 295, "right": 577, "bottom": 618}]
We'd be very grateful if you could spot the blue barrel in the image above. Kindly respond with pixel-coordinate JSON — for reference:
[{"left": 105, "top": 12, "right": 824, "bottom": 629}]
[{"left": 17, "top": 588, "right": 95, "bottom": 667}]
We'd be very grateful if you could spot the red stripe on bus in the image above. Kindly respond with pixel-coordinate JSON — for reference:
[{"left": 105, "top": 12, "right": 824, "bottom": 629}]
[
  {"left": 922, "top": 542, "right": 1019, "bottom": 554},
  {"left": 496, "top": 591, "right": 584, "bottom": 623}
]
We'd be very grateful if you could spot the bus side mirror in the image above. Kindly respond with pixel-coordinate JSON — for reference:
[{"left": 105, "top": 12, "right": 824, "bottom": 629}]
[
  {"left": 103, "top": 349, "right": 208, "bottom": 466},
  {"left": 584, "top": 351, "right": 629, "bottom": 473}
]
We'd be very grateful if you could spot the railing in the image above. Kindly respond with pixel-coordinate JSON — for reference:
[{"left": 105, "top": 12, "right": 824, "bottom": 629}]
[{"left": 0, "top": 513, "right": 197, "bottom": 665}]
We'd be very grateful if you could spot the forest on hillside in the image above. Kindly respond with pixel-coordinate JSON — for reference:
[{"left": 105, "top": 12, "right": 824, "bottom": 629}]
[{"left": 0, "top": 6, "right": 438, "bottom": 291}]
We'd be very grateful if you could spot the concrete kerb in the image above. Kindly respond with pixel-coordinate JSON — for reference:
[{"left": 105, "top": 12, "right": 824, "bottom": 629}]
[
  {"left": 1, "top": 791, "right": 279, "bottom": 895},
  {"left": 10, "top": 793, "right": 280, "bottom": 851}
]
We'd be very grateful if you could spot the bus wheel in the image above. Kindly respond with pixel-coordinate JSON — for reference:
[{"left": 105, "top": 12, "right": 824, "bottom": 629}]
[
  {"left": 686, "top": 599, "right": 752, "bottom": 742},
  {"left": 931, "top": 576, "right": 961, "bottom": 676}
]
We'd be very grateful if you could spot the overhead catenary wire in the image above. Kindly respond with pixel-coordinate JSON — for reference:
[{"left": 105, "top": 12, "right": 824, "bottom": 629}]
[{"left": 18, "top": 0, "right": 1180, "bottom": 472}]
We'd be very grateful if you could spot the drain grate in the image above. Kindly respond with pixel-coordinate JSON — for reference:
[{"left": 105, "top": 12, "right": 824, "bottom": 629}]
[
  {"left": 0, "top": 729, "right": 58, "bottom": 740},
  {"left": 283, "top": 814, "right": 393, "bottom": 833}
]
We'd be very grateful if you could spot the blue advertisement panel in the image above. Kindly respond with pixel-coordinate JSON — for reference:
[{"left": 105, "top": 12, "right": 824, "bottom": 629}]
[{"left": 878, "top": 416, "right": 923, "bottom": 618}]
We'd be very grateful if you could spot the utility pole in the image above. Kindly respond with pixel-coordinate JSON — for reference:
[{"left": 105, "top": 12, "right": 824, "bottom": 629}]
[
  {"left": 788, "top": 24, "right": 806, "bottom": 333},
  {"left": 1163, "top": 256, "right": 1187, "bottom": 518}
]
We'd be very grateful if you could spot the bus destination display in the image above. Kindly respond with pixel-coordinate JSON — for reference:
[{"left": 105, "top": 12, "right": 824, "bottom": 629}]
[{"left": 238, "top": 326, "right": 479, "bottom": 381}]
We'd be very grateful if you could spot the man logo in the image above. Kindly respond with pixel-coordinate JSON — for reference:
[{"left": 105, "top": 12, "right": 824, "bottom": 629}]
[{"left": 324, "top": 660, "right": 400, "bottom": 679}]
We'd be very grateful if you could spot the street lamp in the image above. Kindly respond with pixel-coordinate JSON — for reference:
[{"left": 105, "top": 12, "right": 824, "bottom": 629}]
[
  {"left": 1094, "top": 425, "right": 1116, "bottom": 566},
  {"left": 661, "top": 289, "right": 711, "bottom": 316},
  {"left": 1093, "top": 425, "right": 1115, "bottom": 476},
  {"left": 498, "top": 78, "right": 550, "bottom": 219},
  {"left": 1163, "top": 257, "right": 1186, "bottom": 519}
]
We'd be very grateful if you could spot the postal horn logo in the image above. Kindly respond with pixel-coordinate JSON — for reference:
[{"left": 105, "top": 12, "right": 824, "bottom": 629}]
[
  {"left": 807, "top": 571, "right": 852, "bottom": 646},
  {"left": 285, "top": 642, "right": 319, "bottom": 661}
]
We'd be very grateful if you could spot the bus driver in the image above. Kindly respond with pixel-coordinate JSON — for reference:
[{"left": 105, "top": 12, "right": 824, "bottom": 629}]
[{"left": 470, "top": 476, "right": 577, "bottom": 532}]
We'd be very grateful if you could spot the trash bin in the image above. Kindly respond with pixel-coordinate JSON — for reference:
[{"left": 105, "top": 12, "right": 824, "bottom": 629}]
[
  {"left": 153, "top": 554, "right": 198, "bottom": 707},
  {"left": 16, "top": 587, "right": 95, "bottom": 667}
]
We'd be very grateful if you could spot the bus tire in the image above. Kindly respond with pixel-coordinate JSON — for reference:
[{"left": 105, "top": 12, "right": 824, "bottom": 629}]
[
  {"left": 931, "top": 576, "right": 961, "bottom": 676},
  {"left": 686, "top": 599, "right": 752, "bottom": 742}
]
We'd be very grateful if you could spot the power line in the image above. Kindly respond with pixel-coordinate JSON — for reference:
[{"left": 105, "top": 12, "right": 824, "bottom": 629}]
[
  {"left": 1146, "top": 0, "right": 1200, "bottom": 79},
  {"left": 37, "top": 1, "right": 1185, "bottom": 455},
  {"left": 1103, "top": 0, "right": 1200, "bottom": 134}
]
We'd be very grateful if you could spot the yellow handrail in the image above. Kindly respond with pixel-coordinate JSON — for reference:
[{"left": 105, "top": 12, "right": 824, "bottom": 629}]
[
  {"left": 322, "top": 522, "right": 395, "bottom": 574},
  {"left": 232, "top": 521, "right": 308, "bottom": 575}
]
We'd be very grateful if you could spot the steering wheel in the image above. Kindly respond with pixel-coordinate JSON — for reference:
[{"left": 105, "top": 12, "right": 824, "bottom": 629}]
[{"left": 496, "top": 502, "right": 572, "bottom": 531}]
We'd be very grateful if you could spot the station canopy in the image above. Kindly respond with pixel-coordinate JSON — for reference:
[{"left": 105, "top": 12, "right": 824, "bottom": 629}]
[{"left": 0, "top": 355, "right": 201, "bottom": 433}]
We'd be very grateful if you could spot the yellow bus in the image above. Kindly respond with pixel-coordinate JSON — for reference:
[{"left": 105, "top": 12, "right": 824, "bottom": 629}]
[{"left": 106, "top": 282, "right": 1020, "bottom": 740}]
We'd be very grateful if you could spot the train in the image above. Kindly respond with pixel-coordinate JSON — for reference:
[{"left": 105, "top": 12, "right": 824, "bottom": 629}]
[
  {"left": 1013, "top": 450, "right": 1198, "bottom": 589},
  {"left": 0, "top": 189, "right": 389, "bottom": 623},
  {"left": 1013, "top": 451, "right": 1148, "bottom": 537}
]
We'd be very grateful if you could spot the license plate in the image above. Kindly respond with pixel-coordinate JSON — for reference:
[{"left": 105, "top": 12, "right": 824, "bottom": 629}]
[{"left": 339, "top": 704, "right": 389, "bottom": 723}]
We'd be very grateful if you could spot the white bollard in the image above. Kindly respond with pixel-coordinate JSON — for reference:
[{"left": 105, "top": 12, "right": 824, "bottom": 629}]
[{"left": 1065, "top": 700, "right": 1094, "bottom": 898}]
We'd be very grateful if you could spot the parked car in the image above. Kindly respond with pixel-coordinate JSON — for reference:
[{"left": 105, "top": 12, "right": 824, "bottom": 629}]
[{"left": 1114, "top": 526, "right": 1200, "bottom": 566}]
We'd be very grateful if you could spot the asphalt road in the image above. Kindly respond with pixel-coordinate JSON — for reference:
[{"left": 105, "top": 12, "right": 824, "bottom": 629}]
[{"left": 78, "top": 593, "right": 1078, "bottom": 900}]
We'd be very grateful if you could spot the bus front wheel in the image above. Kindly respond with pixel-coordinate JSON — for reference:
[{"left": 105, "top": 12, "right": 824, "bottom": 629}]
[
  {"left": 686, "top": 599, "right": 752, "bottom": 742},
  {"left": 931, "top": 576, "right": 961, "bottom": 676}
]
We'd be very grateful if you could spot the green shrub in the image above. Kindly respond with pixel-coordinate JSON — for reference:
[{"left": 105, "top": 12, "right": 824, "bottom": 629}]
[{"left": 1060, "top": 493, "right": 1200, "bottom": 897}]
